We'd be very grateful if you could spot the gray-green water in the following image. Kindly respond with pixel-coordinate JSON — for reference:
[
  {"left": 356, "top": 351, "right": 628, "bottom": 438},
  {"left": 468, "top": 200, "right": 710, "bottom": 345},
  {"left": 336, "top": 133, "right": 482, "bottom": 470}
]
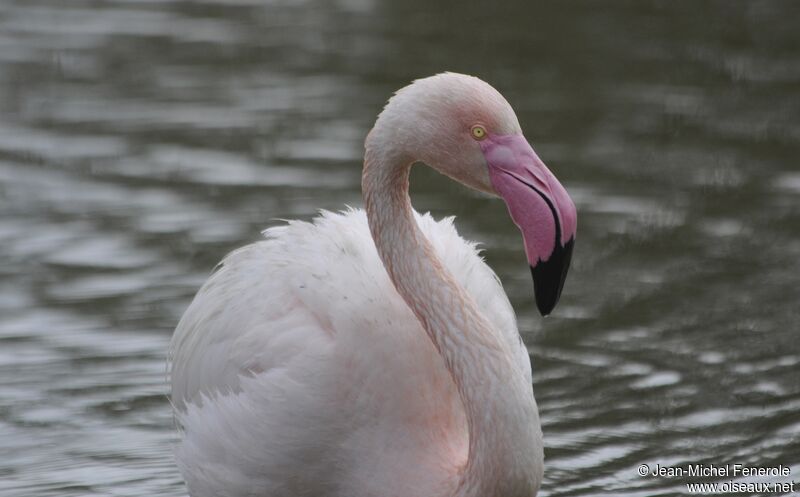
[{"left": 1, "top": 1, "right": 798, "bottom": 496}]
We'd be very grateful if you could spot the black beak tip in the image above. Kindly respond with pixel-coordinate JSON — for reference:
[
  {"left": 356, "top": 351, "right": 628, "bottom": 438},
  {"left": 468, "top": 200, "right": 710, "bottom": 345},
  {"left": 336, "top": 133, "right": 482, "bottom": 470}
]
[{"left": 531, "top": 237, "right": 574, "bottom": 317}]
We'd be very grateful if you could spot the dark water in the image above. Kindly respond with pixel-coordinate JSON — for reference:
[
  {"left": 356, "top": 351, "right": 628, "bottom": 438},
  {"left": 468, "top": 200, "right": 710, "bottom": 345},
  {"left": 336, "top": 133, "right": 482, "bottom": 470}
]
[{"left": 1, "top": 1, "right": 798, "bottom": 496}]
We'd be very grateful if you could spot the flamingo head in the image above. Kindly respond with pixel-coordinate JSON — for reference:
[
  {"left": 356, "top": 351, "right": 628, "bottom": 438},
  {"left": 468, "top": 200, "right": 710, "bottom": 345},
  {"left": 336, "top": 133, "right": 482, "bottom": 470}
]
[{"left": 368, "top": 72, "right": 577, "bottom": 316}]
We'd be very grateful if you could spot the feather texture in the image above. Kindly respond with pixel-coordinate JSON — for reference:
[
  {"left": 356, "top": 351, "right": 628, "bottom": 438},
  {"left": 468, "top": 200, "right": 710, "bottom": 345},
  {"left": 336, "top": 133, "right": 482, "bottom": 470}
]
[{"left": 169, "top": 208, "right": 530, "bottom": 497}]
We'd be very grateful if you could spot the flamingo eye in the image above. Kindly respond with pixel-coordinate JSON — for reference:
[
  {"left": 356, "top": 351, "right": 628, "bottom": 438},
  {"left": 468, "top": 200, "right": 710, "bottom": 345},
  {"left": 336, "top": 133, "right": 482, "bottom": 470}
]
[{"left": 470, "top": 125, "right": 487, "bottom": 140}]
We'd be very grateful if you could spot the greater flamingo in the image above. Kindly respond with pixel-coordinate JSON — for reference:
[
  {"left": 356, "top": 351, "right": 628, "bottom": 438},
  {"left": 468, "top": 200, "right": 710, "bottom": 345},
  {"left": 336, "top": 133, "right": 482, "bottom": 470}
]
[{"left": 169, "top": 73, "right": 577, "bottom": 497}]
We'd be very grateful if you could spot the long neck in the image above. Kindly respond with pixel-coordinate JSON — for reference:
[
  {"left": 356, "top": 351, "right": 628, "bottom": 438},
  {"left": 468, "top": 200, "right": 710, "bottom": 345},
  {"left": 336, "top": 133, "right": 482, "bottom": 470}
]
[{"left": 362, "top": 146, "right": 544, "bottom": 497}]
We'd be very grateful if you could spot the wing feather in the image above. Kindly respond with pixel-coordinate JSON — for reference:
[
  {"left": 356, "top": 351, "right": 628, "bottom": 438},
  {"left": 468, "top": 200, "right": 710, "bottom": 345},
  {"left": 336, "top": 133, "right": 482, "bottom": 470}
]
[{"left": 170, "top": 208, "right": 531, "bottom": 408}]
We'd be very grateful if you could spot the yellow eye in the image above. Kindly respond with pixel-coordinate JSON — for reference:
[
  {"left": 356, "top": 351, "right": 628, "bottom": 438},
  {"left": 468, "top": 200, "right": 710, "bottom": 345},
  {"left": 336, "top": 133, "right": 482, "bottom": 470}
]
[{"left": 470, "top": 125, "right": 487, "bottom": 140}]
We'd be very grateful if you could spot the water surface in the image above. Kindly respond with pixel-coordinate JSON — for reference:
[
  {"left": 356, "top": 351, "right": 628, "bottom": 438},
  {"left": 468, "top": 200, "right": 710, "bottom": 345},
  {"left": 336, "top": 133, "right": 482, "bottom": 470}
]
[{"left": 1, "top": 1, "right": 798, "bottom": 496}]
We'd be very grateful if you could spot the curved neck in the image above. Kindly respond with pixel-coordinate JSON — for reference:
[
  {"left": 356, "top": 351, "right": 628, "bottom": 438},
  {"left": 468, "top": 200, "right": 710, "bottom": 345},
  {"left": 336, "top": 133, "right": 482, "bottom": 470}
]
[{"left": 362, "top": 146, "right": 543, "bottom": 497}]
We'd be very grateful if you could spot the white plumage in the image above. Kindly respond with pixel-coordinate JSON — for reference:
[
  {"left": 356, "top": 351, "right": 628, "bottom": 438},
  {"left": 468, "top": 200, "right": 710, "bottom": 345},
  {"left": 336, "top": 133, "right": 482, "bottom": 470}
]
[
  {"left": 170, "top": 209, "right": 530, "bottom": 497},
  {"left": 170, "top": 72, "right": 578, "bottom": 497}
]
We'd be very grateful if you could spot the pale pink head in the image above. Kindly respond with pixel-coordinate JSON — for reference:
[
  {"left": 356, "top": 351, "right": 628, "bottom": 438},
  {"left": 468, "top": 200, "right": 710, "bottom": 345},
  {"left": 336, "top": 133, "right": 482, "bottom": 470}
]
[{"left": 367, "top": 73, "right": 577, "bottom": 315}]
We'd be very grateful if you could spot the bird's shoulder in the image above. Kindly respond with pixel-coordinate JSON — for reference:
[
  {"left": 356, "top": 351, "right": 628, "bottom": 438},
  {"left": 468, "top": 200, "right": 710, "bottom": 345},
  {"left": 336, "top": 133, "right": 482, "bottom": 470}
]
[{"left": 169, "top": 208, "right": 527, "bottom": 407}]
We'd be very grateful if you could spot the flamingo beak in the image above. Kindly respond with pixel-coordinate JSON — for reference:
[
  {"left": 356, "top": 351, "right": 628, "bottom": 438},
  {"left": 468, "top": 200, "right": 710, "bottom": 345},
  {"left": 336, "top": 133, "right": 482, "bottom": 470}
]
[{"left": 479, "top": 134, "right": 577, "bottom": 316}]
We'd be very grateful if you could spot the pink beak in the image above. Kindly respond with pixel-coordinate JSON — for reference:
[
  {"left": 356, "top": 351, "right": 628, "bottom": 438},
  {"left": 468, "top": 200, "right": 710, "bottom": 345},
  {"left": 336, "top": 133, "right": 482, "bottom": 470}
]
[{"left": 479, "top": 134, "right": 577, "bottom": 316}]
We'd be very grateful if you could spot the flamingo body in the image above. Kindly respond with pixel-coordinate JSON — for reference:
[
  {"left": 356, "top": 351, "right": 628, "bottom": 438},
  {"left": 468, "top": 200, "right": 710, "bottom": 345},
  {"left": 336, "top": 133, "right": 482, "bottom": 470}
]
[
  {"left": 171, "top": 73, "right": 577, "bottom": 497},
  {"left": 171, "top": 209, "right": 530, "bottom": 497}
]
